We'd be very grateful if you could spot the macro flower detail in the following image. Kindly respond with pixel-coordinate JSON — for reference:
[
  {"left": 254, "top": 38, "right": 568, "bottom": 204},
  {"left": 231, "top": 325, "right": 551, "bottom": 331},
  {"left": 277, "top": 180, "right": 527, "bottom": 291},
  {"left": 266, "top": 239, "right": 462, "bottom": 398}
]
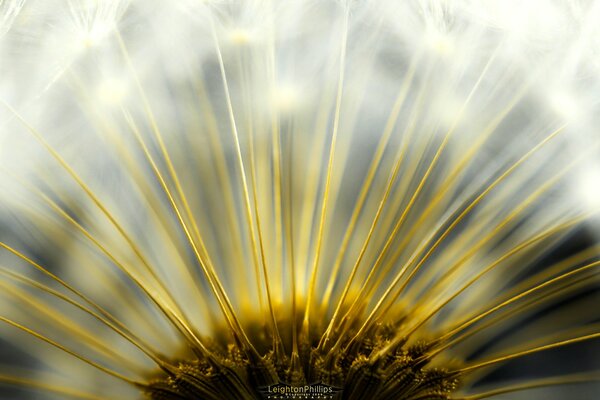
[{"left": 1, "top": 1, "right": 600, "bottom": 399}]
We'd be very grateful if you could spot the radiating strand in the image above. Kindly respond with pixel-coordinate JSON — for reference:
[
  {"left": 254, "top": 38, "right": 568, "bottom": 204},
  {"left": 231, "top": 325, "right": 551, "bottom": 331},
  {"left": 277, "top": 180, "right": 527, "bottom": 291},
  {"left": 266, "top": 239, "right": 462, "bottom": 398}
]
[
  {"left": 384, "top": 212, "right": 595, "bottom": 357},
  {"left": 0, "top": 278, "right": 143, "bottom": 372},
  {"left": 453, "top": 372, "right": 600, "bottom": 400},
  {"left": 235, "top": 43, "right": 285, "bottom": 357},
  {"left": 0, "top": 374, "right": 115, "bottom": 400},
  {"left": 432, "top": 259, "right": 600, "bottom": 356},
  {"left": 265, "top": 0, "right": 285, "bottom": 307},
  {"left": 438, "top": 271, "right": 595, "bottom": 363},
  {"left": 187, "top": 67, "right": 248, "bottom": 307},
  {"left": 115, "top": 32, "right": 242, "bottom": 336},
  {"left": 269, "top": 51, "right": 302, "bottom": 366},
  {"left": 10, "top": 157, "right": 196, "bottom": 340},
  {"left": 0, "top": 316, "right": 144, "bottom": 387},
  {"left": 116, "top": 30, "right": 245, "bottom": 335},
  {"left": 5, "top": 170, "right": 181, "bottom": 346},
  {"left": 318, "top": 127, "right": 410, "bottom": 350},
  {"left": 444, "top": 243, "right": 600, "bottom": 326},
  {"left": 303, "top": 4, "right": 350, "bottom": 334},
  {"left": 36, "top": 182, "right": 212, "bottom": 354},
  {"left": 455, "top": 332, "right": 600, "bottom": 374},
  {"left": 0, "top": 240, "right": 169, "bottom": 357},
  {"left": 344, "top": 123, "right": 566, "bottom": 351},
  {"left": 377, "top": 125, "right": 569, "bottom": 319},
  {"left": 122, "top": 110, "right": 253, "bottom": 353},
  {"left": 0, "top": 266, "right": 166, "bottom": 366},
  {"left": 281, "top": 112, "right": 300, "bottom": 360},
  {"left": 1, "top": 100, "right": 193, "bottom": 338},
  {"left": 208, "top": 13, "right": 266, "bottom": 320},
  {"left": 369, "top": 49, "right": 511, "bottom": 282},
  {"left": 328, "top": 131, "right": 448, "bottom": 347},
  {"left": 295, "top": 84, "right": 337, "bottom": 297},
  {"left": 318, "top": 63, "right": 429, "bottom": 349},
  {"left": 331, "top": 49, "right": 503, "bottom": 348},
  {"left": 65, "top": 71, "right": 216, "bottom": 330},
  {"left": 317, "top": 52, "right": 422, "bottom": 313},
  {"left": 374, "top": 82, "right": 532, "bottom": 298},
  {"left": 386, "top": 247, "right": 593, "bottom": 368},
  {"left": 405, "top": 147, "right": 585, "bottom": 311}
]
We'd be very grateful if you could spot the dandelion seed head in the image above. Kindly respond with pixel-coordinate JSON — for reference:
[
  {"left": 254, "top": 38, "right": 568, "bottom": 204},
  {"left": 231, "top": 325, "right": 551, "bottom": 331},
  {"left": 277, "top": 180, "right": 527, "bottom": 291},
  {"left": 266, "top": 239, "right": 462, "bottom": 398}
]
[{"left": 0, "top": 0, "right": 600, "bottom": 399}]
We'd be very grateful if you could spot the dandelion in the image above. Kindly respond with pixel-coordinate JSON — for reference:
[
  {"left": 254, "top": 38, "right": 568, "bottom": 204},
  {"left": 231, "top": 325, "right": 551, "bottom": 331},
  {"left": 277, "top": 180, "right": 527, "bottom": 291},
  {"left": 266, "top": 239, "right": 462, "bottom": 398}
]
[{"left": 1, "top": 1, "right": 600, "bottom": 399}]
